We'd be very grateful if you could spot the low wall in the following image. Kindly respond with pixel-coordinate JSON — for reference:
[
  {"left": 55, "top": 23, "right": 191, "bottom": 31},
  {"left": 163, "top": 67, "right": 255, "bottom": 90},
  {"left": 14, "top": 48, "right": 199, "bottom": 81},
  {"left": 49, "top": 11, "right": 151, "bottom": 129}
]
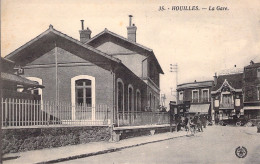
[
  {"left": 2, "top": 126, "right": 111, "bottom": 154},
  {"left": 120, "top": 126, "right": 174, "bottom": 140}
]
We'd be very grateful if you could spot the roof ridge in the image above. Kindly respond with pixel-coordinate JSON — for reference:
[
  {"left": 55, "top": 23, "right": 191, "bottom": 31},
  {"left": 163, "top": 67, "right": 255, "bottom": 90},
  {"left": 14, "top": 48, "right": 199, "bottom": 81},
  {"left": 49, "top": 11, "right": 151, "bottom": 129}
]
[
  {"left": 87, "top": 28, "right": 153, "bottom": 52},
  {"left": 5, "top": 25, "right": 121, "bottom": 63},
  {"left": 50, "top": 27, "right": 121, "bottom": 63}
]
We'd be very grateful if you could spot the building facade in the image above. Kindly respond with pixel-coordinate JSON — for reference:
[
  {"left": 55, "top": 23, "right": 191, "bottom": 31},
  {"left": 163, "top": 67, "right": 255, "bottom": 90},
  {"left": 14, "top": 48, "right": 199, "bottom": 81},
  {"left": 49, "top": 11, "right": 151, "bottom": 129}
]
[
  {"left": 243, "top": 61, "right": 260, "bottom": 119},
  {"left": 211, "top": 72, "right": 244, "bottom": 121},
  {"left": 211, "top": 62, "right": 260, "bottom": 122},
  {"left": 176, "top": 80, "right": 213, "bottom": 115},
  {"left": 4, "top": 18, "right": 164, "bottom": 126}
]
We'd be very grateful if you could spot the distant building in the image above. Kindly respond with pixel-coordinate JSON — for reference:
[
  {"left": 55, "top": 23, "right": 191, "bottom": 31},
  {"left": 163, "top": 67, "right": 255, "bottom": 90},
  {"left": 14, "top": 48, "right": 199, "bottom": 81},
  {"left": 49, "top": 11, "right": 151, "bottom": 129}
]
[
  {"left": 211, "top": 72, "right": 244, "bottom": 121},
  {"left": 243, "top": 61, "right": 260, "bottom": 119},
  {"left": 211, "top": 62, "right": 260, "bottom": 121},
  {"left": 176, "top": 80, "right": 213, "bottom": 115},
  {"left": 1, "top": 57, "right": 43, "bottom": 100}
]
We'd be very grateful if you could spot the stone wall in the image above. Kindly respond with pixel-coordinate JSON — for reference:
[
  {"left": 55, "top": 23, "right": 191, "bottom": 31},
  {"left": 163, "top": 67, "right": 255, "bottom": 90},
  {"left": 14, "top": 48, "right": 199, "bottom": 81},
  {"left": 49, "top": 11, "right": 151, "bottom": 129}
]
[{"left": 2, "top": 126, "right": 111, "bottom": 154}]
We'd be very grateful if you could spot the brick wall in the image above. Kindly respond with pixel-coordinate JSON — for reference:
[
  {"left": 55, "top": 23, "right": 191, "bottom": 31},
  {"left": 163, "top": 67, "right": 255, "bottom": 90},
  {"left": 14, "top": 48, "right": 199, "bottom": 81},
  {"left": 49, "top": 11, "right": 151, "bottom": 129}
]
[{"left": 23, "top": 47, "right": 114, "bottom": 109}]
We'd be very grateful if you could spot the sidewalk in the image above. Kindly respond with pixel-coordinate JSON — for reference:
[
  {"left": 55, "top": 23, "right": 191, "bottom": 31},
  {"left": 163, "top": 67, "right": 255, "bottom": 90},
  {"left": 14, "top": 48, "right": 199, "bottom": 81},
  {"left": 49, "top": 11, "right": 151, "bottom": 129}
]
[{"left": 3, "top": 131, "right": 187, "bottom": 164}]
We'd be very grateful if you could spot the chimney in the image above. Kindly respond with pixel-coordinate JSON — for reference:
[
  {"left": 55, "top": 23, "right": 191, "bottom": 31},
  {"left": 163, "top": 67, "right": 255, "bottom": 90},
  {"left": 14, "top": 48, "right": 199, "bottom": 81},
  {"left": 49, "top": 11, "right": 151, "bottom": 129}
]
[
  {"left": 79, "top": 20, "right": 92, "bottom": 43},
  {"left": 127, "top": 15, "right": 137, "bottom": 42},
  {"left": 213, "top": 73, "right": 217, "bottom": 86}
]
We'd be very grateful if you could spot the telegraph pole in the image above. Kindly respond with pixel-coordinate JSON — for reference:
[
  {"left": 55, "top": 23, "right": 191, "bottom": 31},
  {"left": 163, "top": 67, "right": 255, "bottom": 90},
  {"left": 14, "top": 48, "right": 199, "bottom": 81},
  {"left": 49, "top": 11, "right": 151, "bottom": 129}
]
[{"left": 170, "top": 63, "right": 178, "bottom": 102}]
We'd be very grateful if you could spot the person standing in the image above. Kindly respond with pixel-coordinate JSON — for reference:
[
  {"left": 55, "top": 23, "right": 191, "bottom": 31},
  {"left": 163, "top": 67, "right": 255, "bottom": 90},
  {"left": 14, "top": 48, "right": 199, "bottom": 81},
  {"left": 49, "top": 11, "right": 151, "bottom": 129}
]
[
  {"left": 197, "top": 113, "right": 203, "bottom": 132},
  {"left": 202, "top": 115, "right": 207, "bottom": 128}
]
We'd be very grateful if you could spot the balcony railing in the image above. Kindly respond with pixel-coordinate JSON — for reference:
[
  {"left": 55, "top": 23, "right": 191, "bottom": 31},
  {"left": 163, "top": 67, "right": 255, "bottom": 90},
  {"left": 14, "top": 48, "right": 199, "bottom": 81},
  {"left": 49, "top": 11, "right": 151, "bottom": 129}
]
[
  {"left": 192, "top": 99, "right": 199, "bottom": 103},
  {"left": 201, "top": 98, "right": 209, "bottom": 103},
  {"left": 219, "top": 103, "right": 234, "bottom": 109}
]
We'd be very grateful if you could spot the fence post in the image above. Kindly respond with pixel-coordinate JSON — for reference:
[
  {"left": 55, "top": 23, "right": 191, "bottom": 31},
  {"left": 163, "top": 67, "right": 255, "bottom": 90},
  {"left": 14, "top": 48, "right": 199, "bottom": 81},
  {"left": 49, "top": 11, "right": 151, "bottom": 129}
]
[
  {"left": 92, "top": 105, "right": 95, "bottom": 121},
  {"left": 47, "top": 101, "right": 50, "bottom": 126},
  {"left": 15, "top": 99, "right": 18, "bottom": 126},
  {"left": 1, "top": 98, "right": 3, "bottom": 127}
]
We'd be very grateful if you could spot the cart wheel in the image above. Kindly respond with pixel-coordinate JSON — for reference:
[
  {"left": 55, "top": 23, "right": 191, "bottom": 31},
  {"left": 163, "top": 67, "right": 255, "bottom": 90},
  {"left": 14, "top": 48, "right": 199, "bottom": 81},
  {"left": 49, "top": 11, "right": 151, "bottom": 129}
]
[
  {"left": 246, "top": 121, "right": 252, "bottom": 127},
  {"left": 236, "top": 121, "right": 242, "bottom": 126},
  {"left": 219, "top": 121, "right": 223, "bottom": 126}
]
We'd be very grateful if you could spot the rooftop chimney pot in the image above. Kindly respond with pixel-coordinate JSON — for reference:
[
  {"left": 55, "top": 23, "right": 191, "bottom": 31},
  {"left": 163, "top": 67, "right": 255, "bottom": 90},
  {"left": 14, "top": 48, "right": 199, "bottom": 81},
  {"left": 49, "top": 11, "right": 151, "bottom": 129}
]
[
  {"left": 129, "top": 15, "right": 133, "bottom": 26},
  {"left": 127, "top": 15, "right": 137, "bottom": 42},
  {"left": 79, "top": 20, "right": 91, "bottom": 43},
  {"left": 80, "top": 20, "right": 84, "bottom": 30}
]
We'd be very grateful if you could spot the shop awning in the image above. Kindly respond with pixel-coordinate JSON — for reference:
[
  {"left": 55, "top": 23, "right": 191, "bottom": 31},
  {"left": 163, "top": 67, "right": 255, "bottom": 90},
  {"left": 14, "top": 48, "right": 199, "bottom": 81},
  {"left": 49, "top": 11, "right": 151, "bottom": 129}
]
[
  {"left": 243, "top": 106, "right": 260, "bottom": 110},
  {"left": 189, "top": 104, "right": 210, "bottom": 114}
]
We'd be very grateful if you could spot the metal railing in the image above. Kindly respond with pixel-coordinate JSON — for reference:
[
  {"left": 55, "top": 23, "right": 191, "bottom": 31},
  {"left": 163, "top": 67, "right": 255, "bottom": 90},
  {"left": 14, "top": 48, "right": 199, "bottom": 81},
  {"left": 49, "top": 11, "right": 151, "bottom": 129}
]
[
  {"left": 1, "top": 98, "right": 110, "bottom": 128},
  {"left": 116, "top": 111, "right": 169, "bottom": 127},
  {"left": 219, "top": 103, "right": 234, "bottom": 108}
]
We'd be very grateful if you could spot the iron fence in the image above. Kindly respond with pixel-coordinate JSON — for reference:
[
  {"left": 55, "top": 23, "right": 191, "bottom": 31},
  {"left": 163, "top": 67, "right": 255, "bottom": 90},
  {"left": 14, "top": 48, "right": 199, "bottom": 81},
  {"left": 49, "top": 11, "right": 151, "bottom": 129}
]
[
  {"left": 116, "top": 111, "right": 169, "bottom": 127},
  {"left": 1, "top": 98, "right": 110, "bottom": 128}
]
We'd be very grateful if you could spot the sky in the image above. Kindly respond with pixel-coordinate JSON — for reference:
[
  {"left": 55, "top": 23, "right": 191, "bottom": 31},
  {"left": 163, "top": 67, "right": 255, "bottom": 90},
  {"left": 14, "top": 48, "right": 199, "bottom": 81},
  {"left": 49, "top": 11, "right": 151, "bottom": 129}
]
[{"left": 1, "top": 0, "right": 260, "bottom": 106}]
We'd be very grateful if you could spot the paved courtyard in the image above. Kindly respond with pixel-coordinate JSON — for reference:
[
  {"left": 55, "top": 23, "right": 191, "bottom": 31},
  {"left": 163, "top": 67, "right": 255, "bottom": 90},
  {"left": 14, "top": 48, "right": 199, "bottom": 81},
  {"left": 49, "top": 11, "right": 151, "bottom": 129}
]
[{"left": 61, "top": 126, "right": 260, "bottom": 164}]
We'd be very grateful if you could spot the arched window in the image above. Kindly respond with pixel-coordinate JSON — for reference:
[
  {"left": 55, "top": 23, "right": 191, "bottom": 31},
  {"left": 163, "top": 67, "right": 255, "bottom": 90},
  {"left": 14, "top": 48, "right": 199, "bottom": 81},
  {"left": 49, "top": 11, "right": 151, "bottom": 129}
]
[
  {"left": 136, "top": 90, "right": 141, "bottom": 111},
  {"left": 117, "top": 79, "right": 124, "bottom": 113},
  {"left": 128, "top": 84, "right": 134, "bottom": 113},
  {"left": 154, "top": 95, "right": 156, "bottom": 110},
  {"left": 71, "top": 75, "right": 95, "bottom": 120}
]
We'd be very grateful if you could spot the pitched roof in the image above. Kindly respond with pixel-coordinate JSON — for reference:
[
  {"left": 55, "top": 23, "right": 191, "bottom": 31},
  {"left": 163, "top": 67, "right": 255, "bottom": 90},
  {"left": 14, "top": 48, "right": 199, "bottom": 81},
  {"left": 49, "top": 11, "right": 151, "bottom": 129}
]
[
  {"left": 86, "top": 29, "right": 164, "bottom": 74},
  {"left": 1, "top": 57, "right": 15, "bottom": 73},
  {"left": 244, "top": 62, "right": 260, "bottom": 69},
  {"left": 212, "top": 73, "right": 243, "bottom": 91},
  {"left": 5, "top": 25, "right": 121, "bottom": 71},
  {"left": 1, "top": 72, "right": 44, "bottom": 88}
]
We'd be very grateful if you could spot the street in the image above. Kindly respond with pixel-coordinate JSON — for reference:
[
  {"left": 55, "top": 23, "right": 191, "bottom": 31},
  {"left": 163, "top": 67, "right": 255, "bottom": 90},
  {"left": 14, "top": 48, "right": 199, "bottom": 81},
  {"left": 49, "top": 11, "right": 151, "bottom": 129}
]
[{"left": 61, "top": 126, "right": 260, "bottom": 164}]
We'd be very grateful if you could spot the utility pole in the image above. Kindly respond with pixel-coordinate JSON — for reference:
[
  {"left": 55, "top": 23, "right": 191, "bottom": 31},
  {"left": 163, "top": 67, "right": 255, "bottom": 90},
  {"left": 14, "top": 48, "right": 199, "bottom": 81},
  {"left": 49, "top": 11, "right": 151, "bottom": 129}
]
[
  {"left": 55, "top": 42, "right": 59, "bottom": 107},
  {"left": 170, "top": 63, "right": 178, "bottom": 102}
]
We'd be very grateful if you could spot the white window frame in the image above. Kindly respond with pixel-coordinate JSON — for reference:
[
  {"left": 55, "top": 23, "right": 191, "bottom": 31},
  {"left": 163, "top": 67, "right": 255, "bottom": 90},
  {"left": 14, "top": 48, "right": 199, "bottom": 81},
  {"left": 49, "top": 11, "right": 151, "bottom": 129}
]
[
  {"left": 71, "top": 75, "right": 95, "bottom": 121},
  {"left": 192, "top": 89, "right": 199, "bottom": 103},
  {"left": 201, "top": 89, "right": 209, "bottom": 102},
  {"left": 220, "top": 91, "right": 234, "bottom": 104},
  {"left": 257, "top": 68, "right": 260, "bottom": 78},
  {"left": 179, "top": 91, "right": 183, "bottom": 101},
  {"left": 128, "top": 84, "right": 134, "bottom": 113},
  {"left": 117, "top": 78, "right": 125, "bottom": 114}
]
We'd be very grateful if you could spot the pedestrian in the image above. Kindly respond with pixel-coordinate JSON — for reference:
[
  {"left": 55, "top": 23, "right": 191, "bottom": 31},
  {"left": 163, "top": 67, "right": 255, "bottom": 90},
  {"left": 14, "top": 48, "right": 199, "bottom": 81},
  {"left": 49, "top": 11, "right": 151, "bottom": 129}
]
[
  {"left": 197, "top": 114, "right": 203, "bottom": 132},
  {"left": 202, "top": 115, "right": 207, "bottom": 128},
  {"left": 185, "top": 117, "right": 191, "bottom": 135},
  {"left": 184, "top": 115, "right": 189, "bottom": 131}
]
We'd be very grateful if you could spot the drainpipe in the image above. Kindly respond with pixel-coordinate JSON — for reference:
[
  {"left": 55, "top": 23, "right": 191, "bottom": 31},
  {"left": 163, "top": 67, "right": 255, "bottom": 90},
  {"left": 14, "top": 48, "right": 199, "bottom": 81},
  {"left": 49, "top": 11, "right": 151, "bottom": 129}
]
[{"left": 112, "top": 70, "right": 115, "bottom": 126}]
